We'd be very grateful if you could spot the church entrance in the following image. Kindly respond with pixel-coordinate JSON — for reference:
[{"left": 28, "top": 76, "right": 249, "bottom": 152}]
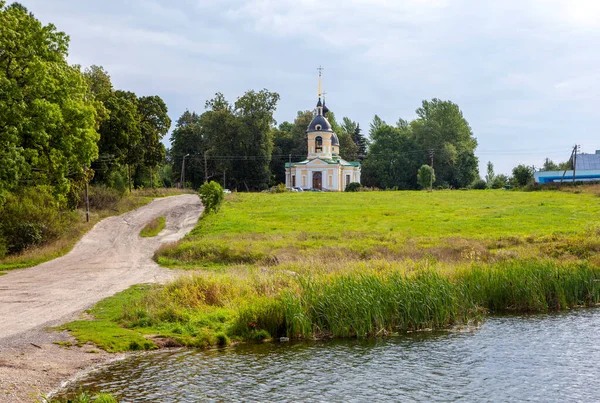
[{"left": 312, "top": 171, "right": 322, "bottom": 190}]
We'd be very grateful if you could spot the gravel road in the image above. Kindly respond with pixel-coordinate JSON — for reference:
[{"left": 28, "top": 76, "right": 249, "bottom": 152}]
[{"left": 0, "top": 194, "right": 202, "bottom": 401}]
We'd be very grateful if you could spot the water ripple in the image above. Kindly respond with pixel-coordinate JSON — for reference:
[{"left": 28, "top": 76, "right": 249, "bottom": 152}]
[{"left": 64, "top": 309, "right": 600, "bottom": 402}]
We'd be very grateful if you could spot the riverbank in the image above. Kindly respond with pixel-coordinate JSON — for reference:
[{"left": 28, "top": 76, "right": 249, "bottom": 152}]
[{"left": 59, "top": 189, "right": 600, "bottom": 352}]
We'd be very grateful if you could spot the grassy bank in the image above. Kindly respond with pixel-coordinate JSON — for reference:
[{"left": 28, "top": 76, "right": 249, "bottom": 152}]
[
  {"left": 62, "top": 259, "right": 600, "bottom": 351},
  {"left": 140, "top": 216, "right": 166, "bottom": 237},
  {"left": 63, "top": 188, "right": 600, "bottom": 351},
  {"left": 0, "top": 188, "right": 189, "bottom": 273}
]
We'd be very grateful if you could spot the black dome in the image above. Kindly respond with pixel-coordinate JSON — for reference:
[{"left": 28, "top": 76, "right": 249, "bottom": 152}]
[
  {"left": 331, "top": 133, "right": 340, "bottom": 146},
  {"left": 307, "top": 115, "right": 333, "bottom": 132}
]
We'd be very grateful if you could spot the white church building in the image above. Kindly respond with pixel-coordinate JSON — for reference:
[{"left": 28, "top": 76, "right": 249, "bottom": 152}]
[{"left": 285, "top": 80, "right": 361, "bottom": 191}]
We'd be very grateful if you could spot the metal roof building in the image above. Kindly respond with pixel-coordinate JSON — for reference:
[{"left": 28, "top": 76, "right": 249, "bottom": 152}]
[{"left": 535, "top": 151, "right": 600, "bottom": 183}]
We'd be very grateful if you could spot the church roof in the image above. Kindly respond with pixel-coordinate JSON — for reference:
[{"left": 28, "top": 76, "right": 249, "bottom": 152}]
[
  {"left": 307, "top": 114, "right": 333, "bottom": 133},
  {"left": 331, "top": 133, "right": 339, "bottom": 146}
]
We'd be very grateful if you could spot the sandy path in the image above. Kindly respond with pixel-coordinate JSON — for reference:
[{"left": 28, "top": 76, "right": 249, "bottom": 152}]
[{"left": 0, "top": 194, "right": 202, "bottom": 401}]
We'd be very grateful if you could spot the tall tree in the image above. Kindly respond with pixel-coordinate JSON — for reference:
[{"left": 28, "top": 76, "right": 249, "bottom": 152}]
[
  {"left": 328, "top": 111, "right": 358, "bottom": 161},
  {"left": 231, "top": 89, "right": 280, "bottom": 190},
  {"left": 137, "top": 95, "right": 171, "bottom": 186},
  {"left": 170, "top": 110, "right": 204, "bottom": 188},
  {"left": 485, "top": 161, "right": 495, "bottom": 185},
  {"left": 361, "top": 124, "right": 420, "bottom": 189},
  {"left": 411, "top": 99, "right": 478, "bottom": 188},
  {"left": 0, "top": 2, "right": 99, "bottom": 200}
]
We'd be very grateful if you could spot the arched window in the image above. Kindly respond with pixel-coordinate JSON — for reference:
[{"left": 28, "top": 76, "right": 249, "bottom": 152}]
[{"left": 315, "top": 136, "right": 323, "bottom": 152}]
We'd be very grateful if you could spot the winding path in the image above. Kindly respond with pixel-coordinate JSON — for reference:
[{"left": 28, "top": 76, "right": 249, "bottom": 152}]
[{"left": 0, "top": 194, "right": 202, "bottom": 343}]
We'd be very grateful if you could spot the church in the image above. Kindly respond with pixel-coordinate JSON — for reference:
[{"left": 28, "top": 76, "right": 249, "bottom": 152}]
[{"left": 285, "top": 73, "right": 361, "bottom": 191}]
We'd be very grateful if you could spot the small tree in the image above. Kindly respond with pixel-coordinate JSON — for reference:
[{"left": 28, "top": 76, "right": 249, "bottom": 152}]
[
  {"left": 198, "top": 181, "right": 224, "bottom": 213},
  {"left": 417, "top": 165, "right": 435, "bottom": 190},
  {"left": 485, "top": 161, "right": 495, "bottom": 185},
  {"left": 511, "top": 165, "right": 534, "bottom": 187}
]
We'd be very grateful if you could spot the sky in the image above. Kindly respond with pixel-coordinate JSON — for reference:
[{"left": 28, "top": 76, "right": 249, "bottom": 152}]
[{"left": 19, "top": 0, "right": 600, "bottom": 175}]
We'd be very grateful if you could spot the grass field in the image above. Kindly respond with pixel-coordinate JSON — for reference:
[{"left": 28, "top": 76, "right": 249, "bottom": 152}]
[
  {"left": 64, "top": 188, "right": 600, "bottom": 351},
  {"left": 158, "top": 190, "right": 600, "bottom": 268}
]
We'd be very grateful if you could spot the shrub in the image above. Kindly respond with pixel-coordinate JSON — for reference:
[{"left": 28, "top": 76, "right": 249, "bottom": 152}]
[
  {"left": 491, "top": 174, "right": 508, "bottom": 189},
  {"left": 199, "top": 181, "right": 225, "bottom": 214},
  {"left": 275, "top": 183, "right": 287, "bottom": 193},
  {"left": 345, "top": 182, "right": 362, "bottom": 192},
  {"left": 0, "top": 186, "right": 75, "bottom": 254},
  {"left": 78, "top": 186, "right": 122, "bottom": 211},
  {"left": 471, "top": 179, "right": 488, "bottom": 190}
]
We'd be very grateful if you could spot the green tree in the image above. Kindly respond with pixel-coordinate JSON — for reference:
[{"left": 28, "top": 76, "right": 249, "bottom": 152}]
[
  {"left": 327, "top": 111, "right": 358, "bottom": 161},
  {"left": 169, "top": 110, "right": 204, "bottom": 188},
  {"left": 485, "top": 161, "right": 495, "bottom": 185},
  {"left": 511, "top": 164, "right": 534, "bottom": 187},
  {"left": 0, "top": 2, "right": 99, "bottom": 200},
  {"left": 232, "top": 89, "right": 279, "bottom": 190},
  {"left": 411, "top": 99, "right": 478, "bottom": 188},
  {"left": 542, "top": 158, "right": 560, "bottom": 171},
  {"left": 136, "top": 95, "right": 171, "bottom": 187},
  {"left": 417, "top": 165, "right": 435, "bottom": 190},
  {"left": 362, "top": 124, "right": 420, "bottom": 189}
]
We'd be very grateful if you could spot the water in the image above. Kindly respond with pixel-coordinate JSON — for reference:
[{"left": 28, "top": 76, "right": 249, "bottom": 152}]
[{"left": 62, "top": 309, "right": 600, "bottom": 402}]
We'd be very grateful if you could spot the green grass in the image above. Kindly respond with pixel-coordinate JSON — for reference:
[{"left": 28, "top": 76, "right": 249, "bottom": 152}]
[
  {"left": 64, "top": 188, "right": 600, "bottom": 351},
  {"left": 157, "top": 190, "right": 600, "bottom": 267},
  {"left": 140, "top": 216, "right": 166, "bottom": 237},
  {"left": 39, "top": 391, "right": 118, "bottom": 403}
]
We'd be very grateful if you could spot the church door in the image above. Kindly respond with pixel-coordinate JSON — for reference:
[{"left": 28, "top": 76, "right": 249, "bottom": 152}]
[{"left": 312, "top": 171, "right": 322, "bottom": 190}]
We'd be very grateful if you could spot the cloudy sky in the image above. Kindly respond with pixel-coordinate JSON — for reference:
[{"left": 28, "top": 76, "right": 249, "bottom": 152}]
[{"left": 21, "top": 0, "right": 600, "bottom": 174}]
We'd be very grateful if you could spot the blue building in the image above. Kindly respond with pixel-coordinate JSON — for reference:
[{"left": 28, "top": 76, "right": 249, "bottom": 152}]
[{"left": 534, "top": 151, "right": 600, "bottom": 183}]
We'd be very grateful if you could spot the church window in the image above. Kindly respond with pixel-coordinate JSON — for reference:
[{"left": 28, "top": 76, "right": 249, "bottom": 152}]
[
  {"left": 329, "top": 175, "right": 333, "bottom": 187},
  {"left": 315, "top": 136, "right": 323, "bottom": 152},
  {"left": 346, "top": 174, "right": 351, "bottom": 187},
  {"left": 315, "top": 124, "right": 322, "bottom": 131},
  {"left": 292, "top": 175, "right": 296, "bottom": 187}
]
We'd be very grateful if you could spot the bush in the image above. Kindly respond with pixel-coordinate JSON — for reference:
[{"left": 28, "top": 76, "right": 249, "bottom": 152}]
[
  {"left": 512, "top": 164, "right": 534, "bottom": 187},
  {"left": 78, "top": 186, "right": 122, "bottom": 211},
  {"left": 199, "top": 181, "right": 224, "bottom": 214},
  {"left": 0, "top": 186, "right": 75, "bottom": 254},
  {"left": 345, "top": 182, "right": 362, "bottom": 192},
  {"left": 491, "top": 174, "right": 508, "bottom": 189},
  {"left": 471, "top": 179, "right": 488, "bottom": 190}
]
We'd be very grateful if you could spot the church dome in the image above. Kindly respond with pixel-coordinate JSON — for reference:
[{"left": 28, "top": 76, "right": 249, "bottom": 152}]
[
  {"left": 307, "top": 115, "right": 332, "bottom": 132},
  {"left": 331, "top": 133, "right": 340, "bottom": 146}
]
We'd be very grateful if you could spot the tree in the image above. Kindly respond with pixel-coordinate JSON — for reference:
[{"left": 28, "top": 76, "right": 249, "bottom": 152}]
[
  {"left": 0, "top": 2, "right": 99, "bottom": 200},
  {"left": 232, "top": 89, "right": 280, "bottom": 190},
  {"left": 137, "top": 95, "right": 171, "bottom": 187},
  {"left": 270, "top": 112, "right": 312, "bottom": 185},
  {"left": 485, "top": 161, "right": 495, "bottom": 185},
  {"left": 511, "top": 164, "right": 534, "bottom": 187},
  {"left": 411, "top": 99, "right": 478, "bottom": 188},
  {"left": 169, "top": 110, "right": 204, "bottom": 188},
  {"left": 327, "top": 111, "right": 359, "bottom": 161},
  {"left": 417, "top": 165, "right": 435, "bottom": 190},
  {"left": 341, "top": 117, "right": 367, "bottom": 160},
  {"left": 361, "top": 124, "right": 420, "bottom": 189},
  {"left": 369, "top": 115, "right": 386, "bottom": 137},
  {"left": 542, "top": 158, "right": 559, "bottom": 171}
]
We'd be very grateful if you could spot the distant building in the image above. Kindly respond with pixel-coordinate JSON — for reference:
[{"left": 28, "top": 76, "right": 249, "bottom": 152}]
[
  {"left": 285, "top": 72, "right": 361, "bottom": 191},
  {"left": 534, "top": 150, "right": 600, "bottom": 183}
]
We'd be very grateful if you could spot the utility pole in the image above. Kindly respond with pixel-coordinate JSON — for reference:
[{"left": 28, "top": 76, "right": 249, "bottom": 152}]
[
  {"left": 181, "top": 153, "right": 189, "bottom": 189},
  {"left": 204, "top": 152, "right": 208, "bottom": 183},
  {"left": 429, "top": 149, "right": 435, "bottom": 191},
  {"left": 288, "top": 153, "right": 292, "bottom": 187},
  {"left": 573, "top": 144, "right": 580, "bottom": 183},
  {"left": 127, "top": 164, "right": 132, "bottom": 193},
  {"left": 84, "top": 166, "right": 90, "bottom": 223},
  {"left": 560, "top": 146, "right": 577, "bottom": 185}
]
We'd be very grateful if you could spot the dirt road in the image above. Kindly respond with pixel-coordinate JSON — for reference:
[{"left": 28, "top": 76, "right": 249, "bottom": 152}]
[{"left": 0, "top": 194, "right": 202, "bottom": 401}]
